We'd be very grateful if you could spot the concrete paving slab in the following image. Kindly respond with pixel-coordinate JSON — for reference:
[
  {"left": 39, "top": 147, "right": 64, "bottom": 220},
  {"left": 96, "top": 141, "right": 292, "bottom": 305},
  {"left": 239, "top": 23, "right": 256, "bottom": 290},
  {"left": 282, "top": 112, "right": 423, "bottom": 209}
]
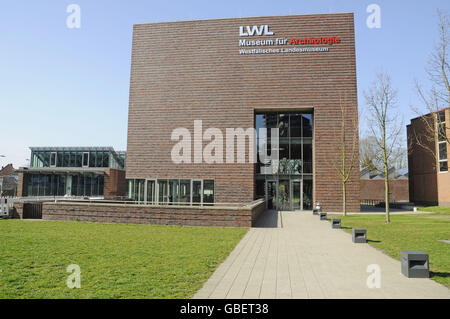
[{"left": 193, "top": 210, "right": 450, "bottom": 299}]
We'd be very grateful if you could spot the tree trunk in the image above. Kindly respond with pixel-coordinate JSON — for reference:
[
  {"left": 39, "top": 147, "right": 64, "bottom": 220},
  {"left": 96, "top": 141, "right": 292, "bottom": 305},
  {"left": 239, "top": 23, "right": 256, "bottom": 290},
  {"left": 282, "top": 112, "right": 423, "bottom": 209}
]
[
  {"left": 343, "top": 182, "right": 347, "bottom": 216},
  {"left": 384, "top": 160, "right": 390, "bottom": 223}
]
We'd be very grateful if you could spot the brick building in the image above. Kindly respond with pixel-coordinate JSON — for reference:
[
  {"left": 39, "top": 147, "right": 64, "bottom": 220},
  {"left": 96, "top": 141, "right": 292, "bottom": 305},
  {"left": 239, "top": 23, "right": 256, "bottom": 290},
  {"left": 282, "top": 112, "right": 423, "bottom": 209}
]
[
  {"left": 126, "top": 13, "right": 360, "bottom": 212},
  {"left": 360, "top": 168, "right": 409, "bottom": 204},
  {"left": 0, "top": 164, "right": 17, "bottom": 196},
  {"left": 407, "top": 107, "right": 450, "bottom": 206}
]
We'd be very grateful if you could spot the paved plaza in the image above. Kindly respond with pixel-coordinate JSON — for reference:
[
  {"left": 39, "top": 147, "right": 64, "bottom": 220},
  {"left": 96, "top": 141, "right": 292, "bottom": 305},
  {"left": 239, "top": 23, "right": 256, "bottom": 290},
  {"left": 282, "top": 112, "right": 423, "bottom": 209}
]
[{"left": 194, "top": 210, "right": 450, "bottom": 299}]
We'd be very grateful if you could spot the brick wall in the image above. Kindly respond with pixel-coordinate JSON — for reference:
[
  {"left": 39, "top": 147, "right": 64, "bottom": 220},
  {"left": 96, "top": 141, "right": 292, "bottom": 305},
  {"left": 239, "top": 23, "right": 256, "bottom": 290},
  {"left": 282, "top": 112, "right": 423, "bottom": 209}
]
[
  {"left": 406, "top": 109, "right": 450, "bottom": 205},
  {"left": 42, "top": 199, "right": 265, "bottom": 227},
  {"left": 104, "top": 169, "right": 126, "bottom": 199},
  {"left": 360, "top": 179, "right": 409, "bottom": 202},
  {"left": 127, "top": 13, "right": 360, "bottom": 212},
  {"left": 16, "top": 172, "right": 27, "bottom": 197}
]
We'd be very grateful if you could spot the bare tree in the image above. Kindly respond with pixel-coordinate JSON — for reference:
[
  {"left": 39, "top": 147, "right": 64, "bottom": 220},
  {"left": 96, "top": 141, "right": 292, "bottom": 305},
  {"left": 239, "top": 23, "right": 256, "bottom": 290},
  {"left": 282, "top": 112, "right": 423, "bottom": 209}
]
[
  {"left": 360, "top": 136, "right": 382, "bottom": 171},
  {"left": 412, "top": 10, "right": 450, "bottom": 158},
  {"left": 330, "top": 95, "right": 359, "bottom": 216},
  {"left": 360, "top": 135, "right": 407, "bottom": 171},
  {"left": 364, "top": 72, "right": 403, "bottom": 223}
]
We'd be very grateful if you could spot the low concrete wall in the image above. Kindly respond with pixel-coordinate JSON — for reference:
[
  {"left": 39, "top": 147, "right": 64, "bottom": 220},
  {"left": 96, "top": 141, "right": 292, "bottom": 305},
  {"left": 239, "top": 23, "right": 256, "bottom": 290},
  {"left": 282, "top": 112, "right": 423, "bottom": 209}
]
[{"left": 41, "top": 199, "right": 265, "bottom": 227}]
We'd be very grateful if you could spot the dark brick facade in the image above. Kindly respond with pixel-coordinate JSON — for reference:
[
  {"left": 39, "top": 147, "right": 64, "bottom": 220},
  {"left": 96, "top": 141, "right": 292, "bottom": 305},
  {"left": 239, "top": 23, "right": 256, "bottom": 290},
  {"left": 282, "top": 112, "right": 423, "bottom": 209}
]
[
  {"left": 407, "top": 107, "right": 450, "bottom": 206},
  {"left": 16, "top": 172, "right": 28, "bottom": 197},
  {"left": 41, "top": 199, "right": 265, "bottom": 227},
  {"left": 104, "top": 169, "right": 126, "bottom": 199},
  {"left": 126, "top": 13, "right": 360, "bottom": 212},
  {"left": 360, "top": 179, "right": 409, "bottom": 202}
]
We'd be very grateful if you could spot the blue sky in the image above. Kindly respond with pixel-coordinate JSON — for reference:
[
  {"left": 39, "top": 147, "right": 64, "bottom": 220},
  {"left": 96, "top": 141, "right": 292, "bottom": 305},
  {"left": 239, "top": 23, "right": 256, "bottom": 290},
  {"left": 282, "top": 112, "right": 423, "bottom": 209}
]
[{"left": 1, "top": 0, "right": 449, "bottom": 168}]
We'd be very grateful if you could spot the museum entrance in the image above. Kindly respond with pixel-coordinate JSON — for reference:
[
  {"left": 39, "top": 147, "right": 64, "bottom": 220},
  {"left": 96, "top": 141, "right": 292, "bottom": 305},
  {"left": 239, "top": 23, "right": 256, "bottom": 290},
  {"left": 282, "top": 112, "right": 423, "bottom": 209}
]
[
  {"left": 265, "top": 178, "right": 312, "bottom": 211},
  {"left": 255, "top": 111, "right": 314, "bottom": 211}
]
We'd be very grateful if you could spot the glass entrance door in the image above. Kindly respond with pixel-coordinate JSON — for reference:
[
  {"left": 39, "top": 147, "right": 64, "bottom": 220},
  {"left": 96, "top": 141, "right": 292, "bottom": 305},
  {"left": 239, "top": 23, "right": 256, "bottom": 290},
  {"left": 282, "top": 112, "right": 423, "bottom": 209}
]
[
  {"left": 278, "top": 180, "right": 290, "bottom": 211},
  {"left": 264, "top": 178, "right": 310, "bottom": 211},
  {"left": 291, "top": 180, "right": 302, "bottom": 210}
]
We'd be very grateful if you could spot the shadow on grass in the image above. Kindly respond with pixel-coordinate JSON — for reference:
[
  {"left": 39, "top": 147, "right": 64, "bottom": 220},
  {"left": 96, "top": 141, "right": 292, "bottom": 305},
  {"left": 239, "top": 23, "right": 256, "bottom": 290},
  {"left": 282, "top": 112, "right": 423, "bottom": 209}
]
[
  {"left": 367, "top": 239, "right": 382, "bottom": 243},
  {"left": 430, "top": 271, "right": 450, "bottom": 279}
]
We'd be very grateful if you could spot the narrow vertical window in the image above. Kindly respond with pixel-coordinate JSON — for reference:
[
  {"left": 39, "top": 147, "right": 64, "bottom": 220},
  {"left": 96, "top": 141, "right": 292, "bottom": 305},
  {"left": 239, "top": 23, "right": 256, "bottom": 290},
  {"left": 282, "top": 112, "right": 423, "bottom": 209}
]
[
  {"left": 203, "top": 180, "right": 214, "bottom": 206},
  {"left": 437, "top": 111, "right": 448, "bottom": 172},
  {"left": 50, "top": 152, "right": 57, "bottom": 167},
  {"left": 179, "top": 180, "right": 191, "bottom": 205},
  {"left": 82, "top": 152, "right": 89, "bottom": 167},
  {"left": 192, "top": 180, "right": 202, "bottom": 206}
]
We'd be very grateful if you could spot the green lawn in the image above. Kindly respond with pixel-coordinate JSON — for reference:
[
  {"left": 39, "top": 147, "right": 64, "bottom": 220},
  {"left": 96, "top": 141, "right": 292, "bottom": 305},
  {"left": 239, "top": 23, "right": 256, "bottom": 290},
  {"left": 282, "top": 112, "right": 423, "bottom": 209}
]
[
  {"left": 328, "top": 211, "right": 450, "bottom": 288},
  {"left": 418, "top": 206, "right": 450, "bottom": 214},
  {"left": 0, "top": 220, "right": 247, "bottom": 298}
]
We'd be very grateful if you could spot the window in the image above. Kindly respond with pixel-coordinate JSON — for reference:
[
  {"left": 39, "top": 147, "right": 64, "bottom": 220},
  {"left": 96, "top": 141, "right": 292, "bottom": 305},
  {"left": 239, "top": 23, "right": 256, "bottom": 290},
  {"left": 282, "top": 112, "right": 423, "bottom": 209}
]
[
  {"left": 146, "top": 180, "right": 156, "bottom": 204},
  {"left": 57, "top": 152, "right": 64, "bottom": 167},
  {"left": 75, "top": 152, "right": 82, "bottom": 167},
  {"left": 84, "top": 175, "right": 91, "bottom": 196},
  {"left": 169, "top": 180, "right": 179, "bottom": 204},
  {"left": 103, "top": 152, "right": 109, "bottom": 167},
  {"left": 82, "top": 152, "right": 89, "bottom": 167},
  {"left": 98, "top": 175, "right": 104, "bottom": 196},
  {"left": 158, "top": 180, "right": 168, "bottom": 204},
  {"left": 126, "top": 178, "right": 215, "bottom": 206},
  {"left": 50, "top": 152, "right": 57, "bottom": 167},
  {"left": 63, "top": 152, "right": 70, "bottom": 167},
  {"left": 179, "top": 180, "right": 191, "bottom": 204},
  {"left": 127, "top": 179, "right": 135, "bottom": 199},
  {"left": 203, "top": 180, "right": 214, "bottom": 205},
  {"left": 437, "top": 111, "right": 448, "bottom": 172},
  {"left": 89, "top": 152, "right": 96, "bottom": 167}
]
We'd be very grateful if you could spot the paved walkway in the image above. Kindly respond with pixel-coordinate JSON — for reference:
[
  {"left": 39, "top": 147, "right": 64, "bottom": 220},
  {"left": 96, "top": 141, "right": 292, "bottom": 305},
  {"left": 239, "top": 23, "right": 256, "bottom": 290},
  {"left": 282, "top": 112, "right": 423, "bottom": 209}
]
[{"left": 194, "top": 210, "right": 450, "bottom": 299}]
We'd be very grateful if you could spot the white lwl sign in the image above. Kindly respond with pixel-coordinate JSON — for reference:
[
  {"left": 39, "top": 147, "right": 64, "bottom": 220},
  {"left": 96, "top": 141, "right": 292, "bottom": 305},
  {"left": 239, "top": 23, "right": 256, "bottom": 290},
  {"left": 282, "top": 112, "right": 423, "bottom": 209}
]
[{"left": 239, "top": 25, "right": 274, "bottom": 36}]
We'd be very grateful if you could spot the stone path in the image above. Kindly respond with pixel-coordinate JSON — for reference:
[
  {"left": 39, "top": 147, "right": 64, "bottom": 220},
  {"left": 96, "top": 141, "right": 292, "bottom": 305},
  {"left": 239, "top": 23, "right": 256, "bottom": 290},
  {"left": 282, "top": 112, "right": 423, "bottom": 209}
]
[{"left": 193, "top": 210, "right": 450, "bottom": 299}]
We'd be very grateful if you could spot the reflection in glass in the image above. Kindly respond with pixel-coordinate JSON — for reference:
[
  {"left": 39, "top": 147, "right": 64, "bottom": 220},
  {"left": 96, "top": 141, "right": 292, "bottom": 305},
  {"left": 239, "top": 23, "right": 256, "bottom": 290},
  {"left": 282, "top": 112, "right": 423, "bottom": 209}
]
[
  {"left": 203, "top": 180, "right": 214, "bottom": 205},
  {"left": 302, "top": 114, "right": 313, "bottom": 137},
  {"left": 292, "top": 181, "right": 301, "bottom": 210},
  {"left": 179, "top": 180, "right": 191, "bottom": 204},
  {"left": 267, "top": 181, "right": 276, "bottom": 209},
  {"left": 192, "top": 181, "right": 202, "bottom": 205},
  {"left": 158, "top": 180, "right": 168, "bottom": 204},
  {"left": 127, "top": 179, "right": 135, "bottom": 199},
  {"left": 303, "top": 179, "right": 313, "bottom": 210},
  {"left": 147, "top": 180, "right": 155, "bottom": 204},
  {"left": 169, "top": 179, "right": 179, "bottom": 204},
  {"left": 278, "top": 180, "right": 290, "bottom": 210}
]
